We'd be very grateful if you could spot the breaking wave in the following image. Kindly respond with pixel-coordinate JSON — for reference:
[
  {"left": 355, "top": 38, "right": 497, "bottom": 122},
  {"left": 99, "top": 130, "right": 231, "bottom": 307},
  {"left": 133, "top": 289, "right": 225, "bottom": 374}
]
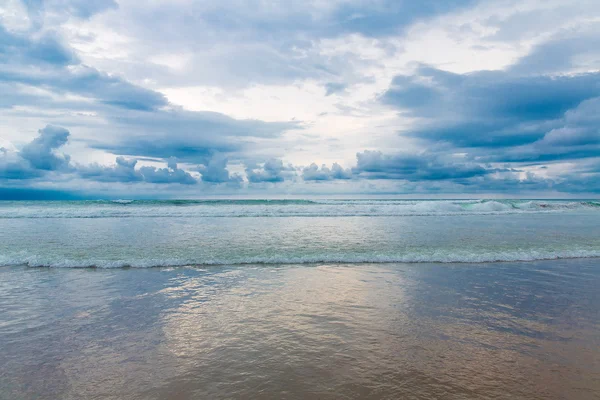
[
  {"left": 2, "top": 249, "right": 600, "bottom": 268},
  {"left": 0, "top": 199, "right": 598, "bottom": 219}
]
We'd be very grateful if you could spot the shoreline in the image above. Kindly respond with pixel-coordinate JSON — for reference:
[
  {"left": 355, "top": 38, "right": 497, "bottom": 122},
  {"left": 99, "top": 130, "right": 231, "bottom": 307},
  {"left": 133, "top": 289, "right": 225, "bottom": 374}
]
[{"left": 4, "top": 255, "right": 600, "bottom": 269}]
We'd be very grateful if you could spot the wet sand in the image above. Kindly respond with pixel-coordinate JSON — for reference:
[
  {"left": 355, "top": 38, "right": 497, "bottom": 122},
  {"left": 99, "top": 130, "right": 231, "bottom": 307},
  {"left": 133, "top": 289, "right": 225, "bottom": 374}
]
[{"left": 1, "top": 259, "right": 599, "bottom": 399}]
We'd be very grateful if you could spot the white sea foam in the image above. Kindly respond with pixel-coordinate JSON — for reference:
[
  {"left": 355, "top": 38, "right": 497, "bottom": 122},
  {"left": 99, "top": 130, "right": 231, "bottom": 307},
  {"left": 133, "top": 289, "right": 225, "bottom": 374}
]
[
  {"left": 111, "top": 199, "right": 135, "bottom": 204},
  {"left": 0, "top": 199, "right": 597, "bottom": 219},
  {"left": 2, "top": 249, "right": 599, "bottom": 268}
]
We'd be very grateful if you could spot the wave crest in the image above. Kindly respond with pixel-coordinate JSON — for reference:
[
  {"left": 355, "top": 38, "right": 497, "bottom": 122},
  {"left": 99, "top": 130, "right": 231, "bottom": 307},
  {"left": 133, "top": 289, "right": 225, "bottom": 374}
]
[
  {"left": 0, "top": 199, "right": 598, "bottom": 219},
  {"left": 2, "top": 249, "right": 599, "bottom": 268}
]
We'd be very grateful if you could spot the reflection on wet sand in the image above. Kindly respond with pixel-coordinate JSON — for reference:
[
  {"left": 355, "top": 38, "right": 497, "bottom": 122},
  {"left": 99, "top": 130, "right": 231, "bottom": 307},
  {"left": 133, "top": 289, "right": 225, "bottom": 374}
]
[
  {"left": 0, "top": 261, "right": 599, "bottom": 399},
  {"left": 152, "top": 262, "right": 600, "bottom": 399}
]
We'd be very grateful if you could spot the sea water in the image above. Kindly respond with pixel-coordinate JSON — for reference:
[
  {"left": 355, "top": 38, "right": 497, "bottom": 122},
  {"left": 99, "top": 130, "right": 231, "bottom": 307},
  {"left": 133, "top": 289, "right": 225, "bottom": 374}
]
[
  {"left": 0, "top": 199, "right": 599, "bottom": 267},
  {"left": 0, "top": 199, "right": 599, "bottom": 399}
]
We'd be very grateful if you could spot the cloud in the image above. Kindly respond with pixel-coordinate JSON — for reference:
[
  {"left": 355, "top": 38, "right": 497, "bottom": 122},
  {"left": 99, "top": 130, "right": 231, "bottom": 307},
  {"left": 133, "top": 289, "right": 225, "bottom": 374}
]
[
  {"left": 0, "top": 124, "right": 200, "bottom": 185},
  {"left": 556, "top": 178, "right": 600, "bottom": 193},
  {"left": 298, "top": 151, "right": 505, "bottom": 187},
  {"left": 22, "top": 0, "right": 118, "bottom": 21},
  {"left": 197, "top": 154, "right": 243, "bottom": 184},
  {"left": 0, "top": 64, "right": 168, "bottom": 111},
  {"left": 298, "top": 158, "right": 557, "bottom": 194},
  {"left": 375, "top": 26, "right": 600, "bottom": 194},
  {"left": 0, "top": 12, "right": 300, "bottom": 189},
  {"left": 508, "top": 31, "right": 600, "bottom": 75},
  {"left": 0, "top": 124, "right": 71, "bottom": 179},
  {"left": 487, "top": 97, "right": 600, "bottom": 163},
  {"left": 381, "top": 65, "right": 600, "bottom": 164},
  {"left": 540, "top": 153, "right": 600, "bottom": 194},
  {"left": 324, "top": 82, "right": 347, "bottom": 96},
  {"left": 88, "top": 109, "right": 299, "bottom": 164},
  {"left": 393, "top": 172, "right": 555, "bottom": 195},
  {"left": 151, "top": 0, "right": 476, "bottom": 41},
  {"left": 20, "top": 125, "right": 71, "bottom": 170},
  {"left": 330, "top": 0, "right": 477, "bottom": 37},
  {"left": 447, "top": 172, "right": 555, "bottom": 193},
  {"left": 246, "top": 158, "right": 296, "bottom": 183},
  {"left": 353, "top": 150, "right": 492, "bottom": 181},
  {"left": 1, "top": 0, "right": 600, "bottom": 196},
  {"left": 383, "top": 67, "right": 600, "bottom": 127},
  {"left": 0, "top": 25, "right": 78, "bottom": 66},
  {"left": 139, "top": 160, "right": 197, "bottom": 185},
  {"left": 0, "top": 14, "right": 299, "bottom": 170},
  {"left": 57, "top": 0, "right": 479, "bottom": 89},
  {"left": 0, "top": 125, "right": 592, "bottom": 194},
  {"left": 0, "top": 152, "right": 42, "bottom": 180},
  {"left": 78, "top": 156, "right": 197, "bottom": 185},
  {"left": 302, "top": 162, "right": 352, "bottom": 181},
  {"left": 78, "top": 156, "right": 143, "bottom": 183}
]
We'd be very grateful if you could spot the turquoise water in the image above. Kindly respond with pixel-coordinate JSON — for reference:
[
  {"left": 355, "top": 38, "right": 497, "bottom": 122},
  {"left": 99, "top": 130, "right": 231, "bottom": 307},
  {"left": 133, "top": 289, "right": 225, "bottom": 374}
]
[{"left": 0, "top": 199, "right": 599, "bottom": 267}]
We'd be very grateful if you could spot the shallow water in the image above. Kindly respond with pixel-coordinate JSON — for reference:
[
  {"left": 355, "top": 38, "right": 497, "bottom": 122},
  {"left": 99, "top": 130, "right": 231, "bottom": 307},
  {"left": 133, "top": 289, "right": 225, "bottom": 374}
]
[
  {"left": 1, "top": 260, "right": 599, "bottom": 399},
  {"left": 1, "top": 200, "right": 600, "bottom": 267}
]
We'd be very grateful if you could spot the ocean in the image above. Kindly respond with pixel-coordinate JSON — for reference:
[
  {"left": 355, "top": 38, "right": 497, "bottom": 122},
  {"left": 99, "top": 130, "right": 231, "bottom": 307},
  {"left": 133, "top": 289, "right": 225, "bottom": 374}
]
[
  {"left": 0, "top": 199, "right": 599, "bottom": 399},
  {"left": 1, "top": 199, "right": 600, "bottom": 267}
]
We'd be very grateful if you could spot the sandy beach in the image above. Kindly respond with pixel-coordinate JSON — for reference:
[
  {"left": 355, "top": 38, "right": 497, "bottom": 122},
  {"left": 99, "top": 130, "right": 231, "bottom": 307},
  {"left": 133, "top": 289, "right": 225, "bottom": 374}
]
[{"left": 1, "top": 259, "right": 599, "bottom": 399}]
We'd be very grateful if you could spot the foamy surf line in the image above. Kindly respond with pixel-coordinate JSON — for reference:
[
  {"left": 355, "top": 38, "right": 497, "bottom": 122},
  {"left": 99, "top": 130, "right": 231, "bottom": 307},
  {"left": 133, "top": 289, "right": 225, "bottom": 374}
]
[
  {"left": 0, "top": 211, "right": 584, "bottom": 218},
  {"left": 3, "top": 250, "right": 600, "bottom": 268},
  {"left": 0, "top": 200, "right": 597, "bottom": 219}
]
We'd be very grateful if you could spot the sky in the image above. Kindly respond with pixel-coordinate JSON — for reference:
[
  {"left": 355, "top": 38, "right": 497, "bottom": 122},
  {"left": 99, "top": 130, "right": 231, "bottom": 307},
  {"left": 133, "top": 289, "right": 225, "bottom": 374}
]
[{"left": 0, "top": 0, "right": 599, "bottom": 199}]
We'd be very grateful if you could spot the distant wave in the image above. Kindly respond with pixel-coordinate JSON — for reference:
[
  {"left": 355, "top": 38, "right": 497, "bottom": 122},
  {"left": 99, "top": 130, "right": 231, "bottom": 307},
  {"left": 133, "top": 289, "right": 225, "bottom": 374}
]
[
  {"left": 2, "top": 249, "right": 600, "bottom": 268},
  {"left": 107, "top": 199, "right": 320, "bottom": 206},
  {"left": 0, "top": 199, "right": 598, "bottom": 219},
  {"left": 111, "top": 199, "right": 135, "bottom": 204}
]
